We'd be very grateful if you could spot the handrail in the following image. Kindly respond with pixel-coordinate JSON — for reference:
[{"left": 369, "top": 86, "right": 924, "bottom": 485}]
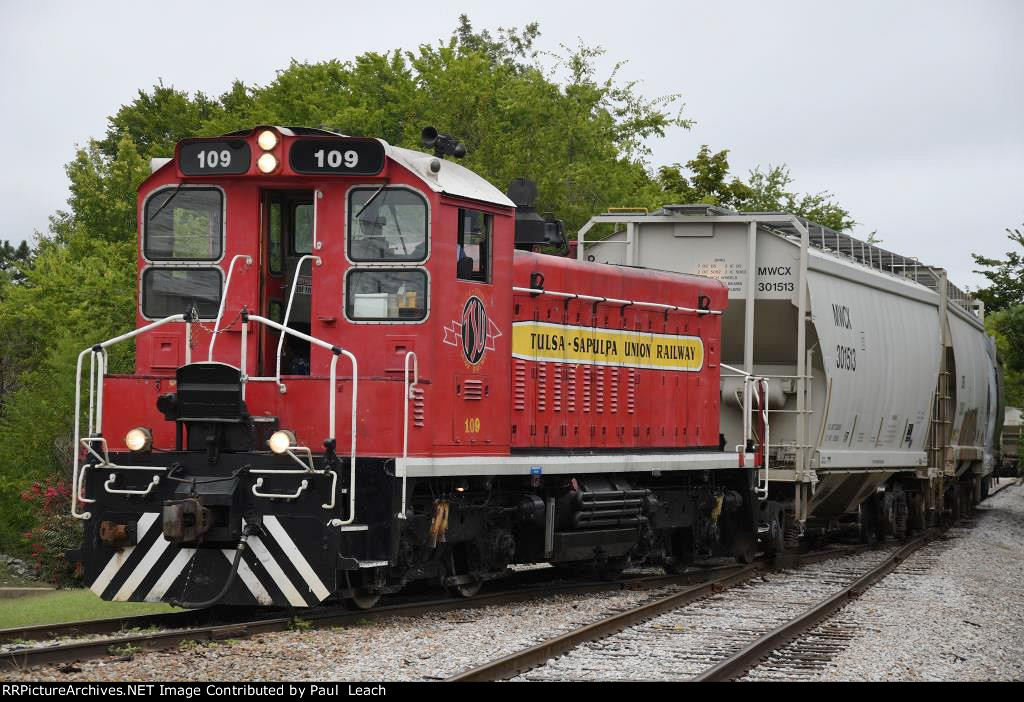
[
  {"left": 252, "top": 477, "right": 309, "bottom": 500},
  {"left": 72, "top": 314, "right": 186, "bottom": 520},
  {"left": 275, "top": 254, "right": 322, "bottom": 390},
  {"left": 246, "top": 313, "right": 358, "bottom": 523},
  {"left": 719, "top": 362, "right": 771, "bottom": 501},
  {"left": 511, "top": 286, "right": 722, "bottom": 316},
  {"left": 105, "top": 473, "right": 161, "bottom": 497},
  {"left": 72, "top": 311, "right": 359, "bottom": 521},
  {"left": 208, "top": 255, "right": 253, "bottom": 361},
  {"left": 398, "top": 351, "right": 419, "bottom": 519}
]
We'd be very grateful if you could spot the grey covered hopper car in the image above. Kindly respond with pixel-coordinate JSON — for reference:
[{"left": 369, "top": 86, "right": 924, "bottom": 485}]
[{"left": 579, "top": 206, "right": 1001, "bottom": 544}]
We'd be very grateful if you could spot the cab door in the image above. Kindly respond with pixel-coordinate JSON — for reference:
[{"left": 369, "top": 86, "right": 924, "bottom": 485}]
[{"left": 260, "top": 190, "right": 315, "bottom": 376}]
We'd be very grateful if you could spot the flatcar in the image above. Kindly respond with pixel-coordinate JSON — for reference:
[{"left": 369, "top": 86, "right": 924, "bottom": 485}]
[{"left": 69, "top": 126, "right": 759, "bottom": 609}]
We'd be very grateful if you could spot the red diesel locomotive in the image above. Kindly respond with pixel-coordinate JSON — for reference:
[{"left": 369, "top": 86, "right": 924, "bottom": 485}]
[{"left": 70, "top": 126, "right": 756, "bottom": 609}]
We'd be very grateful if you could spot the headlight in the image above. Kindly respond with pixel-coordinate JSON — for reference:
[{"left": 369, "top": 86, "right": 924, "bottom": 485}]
[
  {"left": 125, "top": 427, "right": 152, "bottom": 452},
  {"left": 268, "top": 430, "right": 296, "bottom": 454},
  {"left": 257, "top": 129, "right": 278, "bottom": 150},
  {"left": 257, "top": 153, "right": 278, "bottom": 173}
]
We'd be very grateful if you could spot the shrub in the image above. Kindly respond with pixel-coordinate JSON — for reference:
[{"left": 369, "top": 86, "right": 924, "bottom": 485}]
[{"left": 21, "top": 478, "right": 82, "bottom": 587}]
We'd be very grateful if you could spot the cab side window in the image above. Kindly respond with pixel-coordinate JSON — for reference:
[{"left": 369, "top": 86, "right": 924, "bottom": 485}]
[{"left": 457, "top": 209, "right": 491, "bottom": 283}]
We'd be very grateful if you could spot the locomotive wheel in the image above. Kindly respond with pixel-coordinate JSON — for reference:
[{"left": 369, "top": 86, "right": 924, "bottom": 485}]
[
  {"left": 447, "top": 579, "right": 483, "bottom": 598},
  {"left": 343, "top": 571, "right": 381, "bottom": 609},
  {"left": 348, "top": 589, "right": 382, "bottom": 610},
  {"left": 596, "top": 556, "right": 629, "bottom": 581}
]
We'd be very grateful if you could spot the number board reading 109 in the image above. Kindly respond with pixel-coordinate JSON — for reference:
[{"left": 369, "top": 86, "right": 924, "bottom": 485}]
[
  {"left": 178, "top": 140, "right": 251, "bottom": 175},
  {"left": 289, "top": 138, "right": 386, "bottom": 175}
]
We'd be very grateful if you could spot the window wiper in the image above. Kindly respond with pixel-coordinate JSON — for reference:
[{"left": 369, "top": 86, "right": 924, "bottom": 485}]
[
  {"left": 150, "top": 182, "right": 185, "bottom": 221},
  {"left": 355, "top": 183, "right": 387, "bottom": 220}
]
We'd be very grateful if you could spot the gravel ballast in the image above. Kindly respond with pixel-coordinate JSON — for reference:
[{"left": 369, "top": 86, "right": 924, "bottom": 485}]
[
  {"left": 806, "top": 482, "right": 1024, "bottom": 681},
  {"left": 2, "top": 585, "right": 674, "bottom": 681}
]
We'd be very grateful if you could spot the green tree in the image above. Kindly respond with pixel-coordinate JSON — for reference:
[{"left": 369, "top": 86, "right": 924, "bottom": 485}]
[
  {"left": 987, "top": 305, "right": 1024, "bottom": 407},
  {"left": 745, "top": 165, "right": 855, "bottom": 231},
  {"left": 657, "top": 146, "right": 752, "bottom": 208},
  {"left": 972, "top": 225, "right": 1024, "bottom": 314},
  {"left": 0, "top": 138, "right": 143, "bottom": 549},
  {"left": 655, "top": 149, "right": 855, "bottom": 231},
  {"left": 0, "top": 240, "right": 32, "bottom": 287},
  {"left": 99, "top": 81, "right": 220, "bottom": 160}
]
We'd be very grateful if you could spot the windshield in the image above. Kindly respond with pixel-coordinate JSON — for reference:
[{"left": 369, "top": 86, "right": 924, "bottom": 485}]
[{"left": 348, "top": 187, "right": 427, "bottom": 262}]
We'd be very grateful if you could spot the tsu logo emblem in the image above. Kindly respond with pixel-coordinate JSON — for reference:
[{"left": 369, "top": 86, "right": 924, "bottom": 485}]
[{"left": 443, "top": 296, "right": 501, "bottom": 365}]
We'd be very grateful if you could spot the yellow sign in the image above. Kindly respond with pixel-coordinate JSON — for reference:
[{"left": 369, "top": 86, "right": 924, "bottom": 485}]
[{"left": 511, "top": 321, "right": 704, "bottom": 372}]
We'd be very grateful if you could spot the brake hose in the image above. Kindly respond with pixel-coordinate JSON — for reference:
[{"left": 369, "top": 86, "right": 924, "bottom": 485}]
[{"left": 171, "top": 524, "right": 256, "bottom": 609}]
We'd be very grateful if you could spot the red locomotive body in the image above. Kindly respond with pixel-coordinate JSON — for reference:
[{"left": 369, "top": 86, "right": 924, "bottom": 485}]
[
  {"left": 72, "top": 127, "right": 756, "bottom": 609},
  {"left": 510, "top": 252, "right": 724, "bottom": 452}
]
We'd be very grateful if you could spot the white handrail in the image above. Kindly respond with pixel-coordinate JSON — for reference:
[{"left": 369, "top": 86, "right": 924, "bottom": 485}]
[
  {"left": 398, "top": 351, "right": 419, "bottom": 519},
  {"left": 720, "top": 362, "right": 771, "bottom": 501},
  {"left": 247, "top": 314, "right": 359, "bottom": 524},
  {"left": 275, "top": 254, "right": 321, "bottom": 389},
  {"left": 252, "top": 477, "right": 309, "bottom": 500},
  {"left": 512, "top": 286, "right": 723, "bottom": 316},
  {"left": 71, "top": 311, "right": 359, "bottom": 521},
  {"left": 72, "top": 314, "right": 185, "bottom": 520},
  {"left": 105, "top": 473, "right": 161, "bottom": 497},
  {"left": 208, "top": 254, "right": 253, "bottom": 361}
]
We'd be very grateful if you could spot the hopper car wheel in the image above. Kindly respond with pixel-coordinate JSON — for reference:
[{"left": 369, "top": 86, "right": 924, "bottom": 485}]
[
  {"left": 765, "top": 517, "right": 787, "bottom": 556},
  {"left": 909, "top": 493, "right": 926, "bottom": 533},
  {"left": 859, "top": 496, "right": 880, "bottom": 546}
]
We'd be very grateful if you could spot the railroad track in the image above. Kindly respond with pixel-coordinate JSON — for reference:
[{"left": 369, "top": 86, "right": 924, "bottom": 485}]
[
  {"left": 450, "top": 485, "right": 1018, "bottom": 682},
  {"left": 692, "top": 534, "right": 930, "bottom": 681},
  {"left": 446, "top": 545, "right": 874, "bottom": 681},
  {"left": 0, "top": 560, "right": 767, "bottom": 672}
]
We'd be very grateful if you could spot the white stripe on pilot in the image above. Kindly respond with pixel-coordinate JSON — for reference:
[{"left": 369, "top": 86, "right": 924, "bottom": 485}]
[
  {"left": 224, "top": 550, "right": 274, "bottom": 606},
  {"left": 90, "top": 512, "right": 159, "bottom": 596},
  {"left": 113, "top": 534, "right": 172, "bottom": 601},
  {"left": 242, "top": 529, "right": 307, "bottom": 608},
  {"left": 144, "top": 548, "right": 196, "bottom": 602},
  {"left": 262, "top": 515, "right": 330, "bottom": 601}
]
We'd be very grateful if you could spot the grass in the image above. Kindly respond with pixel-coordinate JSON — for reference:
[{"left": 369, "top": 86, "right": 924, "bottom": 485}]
[{"left": 0, "top": 589, "right": 174, "bottom": 629}]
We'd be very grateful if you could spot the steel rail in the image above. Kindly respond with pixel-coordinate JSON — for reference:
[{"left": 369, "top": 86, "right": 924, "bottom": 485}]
[
  {"left": 445, "top": 545, "right": 868, "bottom": 682},
  {"left": 691, "top": 533, "right": 932, "bottom": 681},
  {"left": 0, "top": 564, "right": 750, "bottom": 672}
]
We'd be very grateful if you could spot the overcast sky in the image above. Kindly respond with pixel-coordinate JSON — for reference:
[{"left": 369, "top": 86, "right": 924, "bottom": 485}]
[{"left": 3, "top": 0, "right": 1021, "bottom": 289}]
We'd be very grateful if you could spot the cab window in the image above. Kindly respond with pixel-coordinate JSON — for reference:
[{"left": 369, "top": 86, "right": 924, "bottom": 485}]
[
  {"left": 346, "top": 270, "right": 427, "bottom": 321},
  {"left": 144, "top": 188, "right": 222, "bottom": 261},
  {"left": 142, "top": 268, "right": 221, "bottom": 319},
  {"left": 293, "top": 203, "right": 314, "bottom": 254},
  {"left": 348, "top": 187, "right": 427, "bottom": 262},
  {"left": 457, "top": 209, "right": 491, "bottom": 283}
]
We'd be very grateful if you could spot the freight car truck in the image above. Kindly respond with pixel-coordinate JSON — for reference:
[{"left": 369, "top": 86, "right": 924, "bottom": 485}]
[{"left": 578, "top": 206, "right": 1001, "bottom": 544}]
